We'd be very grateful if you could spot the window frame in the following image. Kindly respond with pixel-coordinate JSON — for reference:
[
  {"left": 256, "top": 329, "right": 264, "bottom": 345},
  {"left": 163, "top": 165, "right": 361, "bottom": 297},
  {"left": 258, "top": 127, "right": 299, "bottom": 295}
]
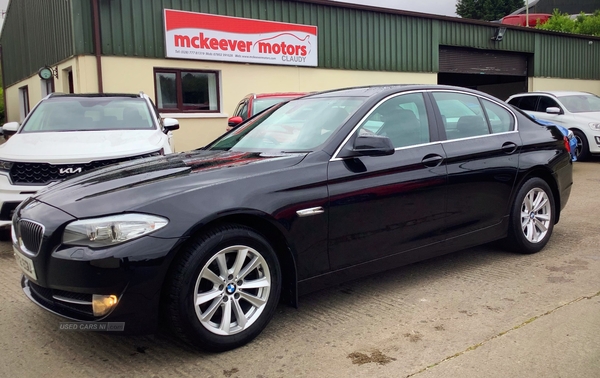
[
  {"left": 428, "top": 90, "right": 518, "bottom": 142},
  {"left": 18, "top": 85, "right": 30, "bottom": 121},
  {"left": 536, "top": 95, "right": 563, "bottom": 114},
  {"left": 153, "top": 67, "right": 221, "bottom": 114}
]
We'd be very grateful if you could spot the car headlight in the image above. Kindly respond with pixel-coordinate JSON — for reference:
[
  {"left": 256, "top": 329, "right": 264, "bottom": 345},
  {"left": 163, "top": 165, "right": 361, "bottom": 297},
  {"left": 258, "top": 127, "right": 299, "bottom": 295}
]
[
  {"left": 589, "top": 123, "right": 600, "bottom": 131},
  {"left": 0, "top": 160, "right": 13, "bottom": 173},
  {"left": 62, "top": 214, "right": 168, "bottom": 248}
]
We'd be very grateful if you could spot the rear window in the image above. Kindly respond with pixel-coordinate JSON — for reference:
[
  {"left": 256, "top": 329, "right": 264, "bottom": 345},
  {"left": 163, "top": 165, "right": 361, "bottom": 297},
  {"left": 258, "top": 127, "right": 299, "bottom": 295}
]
[
  {"left": 22, "top": 97, "right": 155, "bottom": 133},
  {"left": 252, "top": 98, "right": 295, "bottom": 116}
]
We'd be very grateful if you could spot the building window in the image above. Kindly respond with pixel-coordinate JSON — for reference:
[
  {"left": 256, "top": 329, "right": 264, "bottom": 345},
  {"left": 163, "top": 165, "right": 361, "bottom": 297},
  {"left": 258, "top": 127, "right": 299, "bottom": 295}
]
[
  {"left": 154, "top": 68, "right": 220, "bottom": 113},
  {"left": 18, "top": 86, "right": 30, "bottom": 121},
  {"left": 62, "top": 67, "right": 74, "bottom": 93}
]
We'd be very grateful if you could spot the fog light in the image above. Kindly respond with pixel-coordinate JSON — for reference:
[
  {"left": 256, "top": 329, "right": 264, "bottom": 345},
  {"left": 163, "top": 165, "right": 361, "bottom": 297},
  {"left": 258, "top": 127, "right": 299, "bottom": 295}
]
[{"left": 92, "top": 294, "right": 118, "bottom": 317}]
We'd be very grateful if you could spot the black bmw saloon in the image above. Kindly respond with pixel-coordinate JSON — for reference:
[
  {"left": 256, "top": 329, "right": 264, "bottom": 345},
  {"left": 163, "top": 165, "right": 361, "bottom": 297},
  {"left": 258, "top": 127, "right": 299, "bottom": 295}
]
[{"left": 12, "top": 85, "right": 573, "bottom": 351}]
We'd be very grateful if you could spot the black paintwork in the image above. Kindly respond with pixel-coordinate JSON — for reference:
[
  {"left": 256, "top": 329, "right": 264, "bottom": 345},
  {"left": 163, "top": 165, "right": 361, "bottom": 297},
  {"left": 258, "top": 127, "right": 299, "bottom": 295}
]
[{"left": 13, "top": 85, "right": 573, "bottom": 334}]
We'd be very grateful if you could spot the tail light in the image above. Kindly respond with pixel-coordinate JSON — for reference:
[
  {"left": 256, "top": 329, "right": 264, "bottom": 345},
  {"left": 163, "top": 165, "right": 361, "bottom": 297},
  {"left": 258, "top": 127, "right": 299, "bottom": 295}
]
[{"left": 563, "top": 136, "right": 571, "bottom": 153}]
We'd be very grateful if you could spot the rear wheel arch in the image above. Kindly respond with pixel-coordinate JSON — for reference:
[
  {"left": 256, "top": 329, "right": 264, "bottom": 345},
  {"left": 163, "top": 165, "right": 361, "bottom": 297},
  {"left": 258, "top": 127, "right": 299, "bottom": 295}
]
[{"left": 513, "top": 168, "right": 561, "bottom": 224}]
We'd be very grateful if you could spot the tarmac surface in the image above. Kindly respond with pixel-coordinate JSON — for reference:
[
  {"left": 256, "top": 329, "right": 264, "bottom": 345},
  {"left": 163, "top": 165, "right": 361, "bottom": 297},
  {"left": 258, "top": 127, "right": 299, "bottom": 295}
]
[{"left": 0, "top": 159, "right": 599, "bottom": 378}]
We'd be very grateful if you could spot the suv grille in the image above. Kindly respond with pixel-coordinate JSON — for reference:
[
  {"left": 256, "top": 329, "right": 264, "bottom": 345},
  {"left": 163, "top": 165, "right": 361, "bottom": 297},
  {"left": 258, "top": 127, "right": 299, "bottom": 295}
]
[
  {"left": 18, "top": 220, "right": 44, "bottom": 254},
  {"left": 9, "top": 152, "right": 160, "bottom": 185}
]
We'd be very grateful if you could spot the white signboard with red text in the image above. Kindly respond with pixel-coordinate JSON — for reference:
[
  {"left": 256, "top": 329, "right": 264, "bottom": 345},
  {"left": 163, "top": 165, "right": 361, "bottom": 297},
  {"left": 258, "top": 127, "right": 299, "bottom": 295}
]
[{"left": 164, "top": 9, "right": 318, "bottom": 67}]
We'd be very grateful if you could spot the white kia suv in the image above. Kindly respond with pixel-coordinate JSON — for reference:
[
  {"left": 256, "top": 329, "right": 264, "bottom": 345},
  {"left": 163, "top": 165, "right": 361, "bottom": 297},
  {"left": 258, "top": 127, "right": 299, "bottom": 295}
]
[
  {"left": 0, "top": 92, "right": 179, "bottom": 232},
  {"left": 507, "top": 91, "right": 600, "bottom": 160}
]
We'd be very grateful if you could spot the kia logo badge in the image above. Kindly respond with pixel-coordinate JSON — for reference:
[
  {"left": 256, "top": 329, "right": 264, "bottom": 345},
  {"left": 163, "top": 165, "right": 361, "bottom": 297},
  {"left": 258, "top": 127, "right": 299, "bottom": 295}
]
[{"left": 59, "top": 167, "right": 82, "bottom": 175}]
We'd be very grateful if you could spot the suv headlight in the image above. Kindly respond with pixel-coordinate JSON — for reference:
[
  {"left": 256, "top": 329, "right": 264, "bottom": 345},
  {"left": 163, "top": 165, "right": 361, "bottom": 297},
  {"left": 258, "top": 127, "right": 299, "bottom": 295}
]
[
  {"left": 0, "top": 160, "right": 13, "bottom": 173},
  {"left": 62, "top": 213, "right": 168, "bottom": 248},
  {"left": 589, "top": 123, "right": 600, "bottom": 131}
]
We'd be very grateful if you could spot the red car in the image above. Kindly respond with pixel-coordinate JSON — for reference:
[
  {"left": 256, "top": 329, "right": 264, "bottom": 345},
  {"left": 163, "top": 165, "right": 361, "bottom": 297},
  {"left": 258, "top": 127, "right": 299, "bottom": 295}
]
[{"left": 227, "top": 92, "right": 308, "bottom": 130}]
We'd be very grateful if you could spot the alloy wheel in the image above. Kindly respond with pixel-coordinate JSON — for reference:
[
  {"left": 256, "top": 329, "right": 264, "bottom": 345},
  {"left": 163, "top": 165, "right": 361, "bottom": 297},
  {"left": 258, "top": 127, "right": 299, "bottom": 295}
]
[
  {"left": 520, "top": 188, "right": 552, "bottom": 243},
  {"left": 193, "top": 245, "right": 271, "bottom": 336}
]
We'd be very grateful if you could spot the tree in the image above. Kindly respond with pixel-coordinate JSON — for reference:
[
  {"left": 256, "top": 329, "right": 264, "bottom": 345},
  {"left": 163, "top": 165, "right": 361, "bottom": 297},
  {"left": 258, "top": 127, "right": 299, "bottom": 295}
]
[
  {"left": 456, "top": 0, "right": 524, "bottom": 21},
  {"left": 536, "top": 9, "right": 600, "bottom": 36}
]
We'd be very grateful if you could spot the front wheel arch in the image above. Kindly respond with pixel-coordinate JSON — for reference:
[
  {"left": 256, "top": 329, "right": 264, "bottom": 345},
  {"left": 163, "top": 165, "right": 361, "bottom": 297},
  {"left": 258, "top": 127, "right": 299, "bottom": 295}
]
[
  {"left": 570, "top": 128, "right": 590, "bottom": 161},
  {"left": 162, "top": 213, "right": 298, "bottom": 309}
]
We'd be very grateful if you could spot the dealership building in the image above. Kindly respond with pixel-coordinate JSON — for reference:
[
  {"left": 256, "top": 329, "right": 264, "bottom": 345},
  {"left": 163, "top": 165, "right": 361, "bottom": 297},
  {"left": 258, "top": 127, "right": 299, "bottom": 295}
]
[{"left": 2, "top": 0, "right": 600, "bottom": 151}]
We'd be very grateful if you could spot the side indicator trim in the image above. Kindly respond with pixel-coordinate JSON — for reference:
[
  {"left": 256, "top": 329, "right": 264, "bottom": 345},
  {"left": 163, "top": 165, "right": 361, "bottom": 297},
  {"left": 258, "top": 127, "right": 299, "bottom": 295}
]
[{"left": 296, "top": 207, "right": 325, "bottom": 217}]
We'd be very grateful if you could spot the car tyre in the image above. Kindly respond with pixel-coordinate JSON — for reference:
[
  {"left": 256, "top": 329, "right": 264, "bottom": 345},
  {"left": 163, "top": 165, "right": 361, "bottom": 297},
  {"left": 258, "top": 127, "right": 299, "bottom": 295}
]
[
  {"left": 573, "top": 129, "right": 590, "bottom": 161},
  {"left": 164, "top": 225, "right": 281, "bottom": 352},
  {"left": 0, "top": 228, "right": 10, "bottom": 241},
  {"left": 505, "top": 178, "right": 555, "bottom": 254}
]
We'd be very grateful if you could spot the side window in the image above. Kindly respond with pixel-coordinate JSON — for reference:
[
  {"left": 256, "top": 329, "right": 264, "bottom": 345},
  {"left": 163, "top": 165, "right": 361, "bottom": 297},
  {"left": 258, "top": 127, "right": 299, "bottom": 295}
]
[
  {"left": 537, "top": 96, "right": 560, "bottom": 113},
  {"left": 507, "top": 97, "right": 521, "bottom": 107},
  {"left": 517, "top": 96, "right": 538, "bottom": 111},
  {"left": 233, "top": 101, "right": 244, "bottom": 118},
  {"left": 357, "top": 93, "right": 430, "bottom": 148},
  {"left": 432, "top": 92, "right": 489, "bottom": 140},
  {"left": 239, "top": 101, "right": 250, "bottom": 120},
  {"left": 482, "top": 100, "right": 514, "bottom": 134}
]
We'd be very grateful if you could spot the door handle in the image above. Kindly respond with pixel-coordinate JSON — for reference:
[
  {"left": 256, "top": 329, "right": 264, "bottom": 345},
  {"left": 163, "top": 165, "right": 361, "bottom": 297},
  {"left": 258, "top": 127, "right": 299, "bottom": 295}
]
[
  {"left": 422, "top": 154, "right": 444, "bottom": 167},
  {"left": 501, "top": 142, "right": 518, "bottom": 154}
]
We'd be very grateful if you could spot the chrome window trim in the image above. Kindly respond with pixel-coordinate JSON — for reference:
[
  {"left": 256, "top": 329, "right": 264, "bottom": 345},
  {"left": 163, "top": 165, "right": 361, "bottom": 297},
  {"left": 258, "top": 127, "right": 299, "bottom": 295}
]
[
  {"left": 330, "top": 90, "right": 428, "bottom": 161},
  {"left": 440, "top": 130, "right": 520, "bottom": 144},
  {"left": 330, "top": 89, "right": 519, "bottom": 162},
  {"left": 428, "top": 89, "right": 519, "bottom": 132}
]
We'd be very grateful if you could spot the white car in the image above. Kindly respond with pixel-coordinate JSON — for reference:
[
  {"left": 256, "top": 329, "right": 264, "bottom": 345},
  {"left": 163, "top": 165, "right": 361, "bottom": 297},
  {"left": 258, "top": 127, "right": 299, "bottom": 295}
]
[
  {"left": 507, "top": 91, "right": 600, "bottom": 160},
  {"left": 0, "top": 92, "right": 179, "bottom": 232}
]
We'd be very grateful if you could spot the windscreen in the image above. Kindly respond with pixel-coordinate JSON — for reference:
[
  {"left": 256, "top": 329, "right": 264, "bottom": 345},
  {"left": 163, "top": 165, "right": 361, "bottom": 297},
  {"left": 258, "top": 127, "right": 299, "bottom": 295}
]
[
  {"left": 209, "top": 96, "right": 365, "bottom": 152},
  {"left": 21, "top": 97, "right": 155, "bottom": 133},
  {"left": 558, "top": 94, "right": 600, "bottom": 113}
]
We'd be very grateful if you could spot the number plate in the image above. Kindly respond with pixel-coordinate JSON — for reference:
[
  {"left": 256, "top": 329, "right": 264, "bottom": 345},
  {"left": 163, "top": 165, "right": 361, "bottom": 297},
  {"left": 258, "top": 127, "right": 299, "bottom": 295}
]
[{"left": 14, "top": 248, "right": 37, "bottom": 281}]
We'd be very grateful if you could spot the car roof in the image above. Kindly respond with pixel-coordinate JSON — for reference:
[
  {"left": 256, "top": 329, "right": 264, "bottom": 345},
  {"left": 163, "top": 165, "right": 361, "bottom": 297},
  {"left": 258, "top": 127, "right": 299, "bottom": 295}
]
[
  {"left": 253, "top": 92, "right": 308, "bottom": 99},
  {"left": 307, "top": 84, "right": 492, "bottom": 98},
  {"left": 510, "top": 91, "right": 593, "bottom": 98},
  {"left": 47, "top": 93, "right": 142, "bottom": 99}
]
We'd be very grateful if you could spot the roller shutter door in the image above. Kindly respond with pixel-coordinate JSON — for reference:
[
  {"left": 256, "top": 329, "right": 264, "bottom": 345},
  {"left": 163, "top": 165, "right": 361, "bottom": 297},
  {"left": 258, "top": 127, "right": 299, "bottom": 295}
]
[{"left": 439, "top": 47, "right": 528, "bottom": 76}]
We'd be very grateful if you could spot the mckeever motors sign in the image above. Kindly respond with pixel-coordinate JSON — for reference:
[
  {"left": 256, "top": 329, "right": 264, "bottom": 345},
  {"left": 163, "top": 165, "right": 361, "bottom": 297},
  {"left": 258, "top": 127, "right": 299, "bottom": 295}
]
[{"left": 164, "top": 9, "right": 318, "bottom": 67}]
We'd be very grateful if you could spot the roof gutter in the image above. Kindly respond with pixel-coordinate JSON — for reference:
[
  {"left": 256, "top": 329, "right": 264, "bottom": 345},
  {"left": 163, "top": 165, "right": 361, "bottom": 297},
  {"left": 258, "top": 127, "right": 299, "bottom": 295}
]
[{"left": 92, "top": 0, "right": 104, "bottom": 93}]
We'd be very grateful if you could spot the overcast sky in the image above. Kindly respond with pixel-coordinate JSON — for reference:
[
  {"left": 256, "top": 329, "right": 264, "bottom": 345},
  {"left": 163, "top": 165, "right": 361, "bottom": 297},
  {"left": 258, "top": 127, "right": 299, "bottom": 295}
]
[
  {"left": 0, "top": 0, "right": 9, "bottom": 32},
  {"left": 0, "top": 0, "right": 458, "bottom": 33},
  {"left": 333, "top": 0, "right": 458, "bottom": 17}
]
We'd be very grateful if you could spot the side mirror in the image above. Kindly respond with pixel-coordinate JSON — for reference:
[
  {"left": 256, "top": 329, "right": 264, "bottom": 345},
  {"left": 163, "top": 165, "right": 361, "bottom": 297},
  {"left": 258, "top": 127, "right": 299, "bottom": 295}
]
[
  {"left": 228, "top": 116, "right": 243, "bottom": 128},
  {"left": 546, "top": 107, "right": 561, "bottom": 115},
  {"left": 2, "top": 122, "right": 19, "bottom": 140},
  {"left": 163, "top": 118, "right": 179, "bottom": 131},
  {"left": 338, "top": 133, "right": 395, "bottom": 158}
]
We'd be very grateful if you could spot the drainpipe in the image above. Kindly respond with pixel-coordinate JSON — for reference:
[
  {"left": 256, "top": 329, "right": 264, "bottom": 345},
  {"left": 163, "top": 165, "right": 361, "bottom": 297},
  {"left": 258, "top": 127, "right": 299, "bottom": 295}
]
[
  {"left": 0, "top": 45, "right": 7, "bottom": 123},
  {"left": 92, "top": 0, "right": 104, "bottom": 93}
]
